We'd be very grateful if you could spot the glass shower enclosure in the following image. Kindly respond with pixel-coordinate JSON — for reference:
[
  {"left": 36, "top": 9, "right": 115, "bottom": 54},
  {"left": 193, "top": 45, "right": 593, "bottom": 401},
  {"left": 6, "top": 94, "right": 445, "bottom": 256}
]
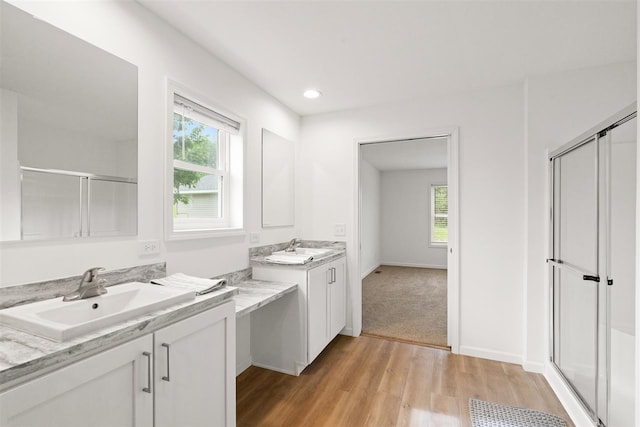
[
  {"left": 20, "top": 167, "right": 137, "bottom": 240},
  {"left": 549, "top": 105, "right": 636, "bottom": 426}
]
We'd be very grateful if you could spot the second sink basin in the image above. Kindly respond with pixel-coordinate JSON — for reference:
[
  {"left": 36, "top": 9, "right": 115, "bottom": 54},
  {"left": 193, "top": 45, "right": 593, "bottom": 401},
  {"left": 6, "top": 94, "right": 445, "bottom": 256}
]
[
  {"left": 0, "top": 282, "right": 195, "bottom": 342},
  {"left": 274, "top": 247, "right": 333, "bottom": 256}
]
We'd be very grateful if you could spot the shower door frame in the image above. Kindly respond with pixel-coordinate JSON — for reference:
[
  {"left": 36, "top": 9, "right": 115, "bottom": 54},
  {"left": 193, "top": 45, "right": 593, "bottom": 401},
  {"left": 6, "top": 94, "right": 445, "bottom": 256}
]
[{"left": 548, "top": 103, "right": 637, "bottom": 427}]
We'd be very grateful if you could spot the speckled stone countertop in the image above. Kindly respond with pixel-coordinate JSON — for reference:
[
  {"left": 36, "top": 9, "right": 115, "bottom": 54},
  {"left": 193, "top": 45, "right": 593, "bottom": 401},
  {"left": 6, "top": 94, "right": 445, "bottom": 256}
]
[
  {"left": 0, "top": 279, "right": 297, "bottom": 390},
  {"left": 250, "top": 247, "right": 346, "bottom": 270},
  {"left": 234, "top": 280, "right": 297, "bottom": 317}
]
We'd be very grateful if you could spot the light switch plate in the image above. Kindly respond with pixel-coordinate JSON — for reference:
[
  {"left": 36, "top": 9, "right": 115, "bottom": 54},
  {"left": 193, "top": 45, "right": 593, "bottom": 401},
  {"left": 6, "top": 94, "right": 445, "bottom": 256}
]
[
  {"left": 334, "top": 223, "right": 346, "bottom": 236},
  {"left": 250, "top": 232, "right": 260, "bottom": 243}
]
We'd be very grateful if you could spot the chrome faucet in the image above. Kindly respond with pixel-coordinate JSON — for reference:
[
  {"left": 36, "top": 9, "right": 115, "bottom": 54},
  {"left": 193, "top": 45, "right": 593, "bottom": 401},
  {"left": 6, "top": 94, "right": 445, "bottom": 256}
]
[
  {"left": 63, "top": 267, "right": 107, "bottom": 301},
  {"left": 284, "top": 238, "right": 300, "bottom": 252}
]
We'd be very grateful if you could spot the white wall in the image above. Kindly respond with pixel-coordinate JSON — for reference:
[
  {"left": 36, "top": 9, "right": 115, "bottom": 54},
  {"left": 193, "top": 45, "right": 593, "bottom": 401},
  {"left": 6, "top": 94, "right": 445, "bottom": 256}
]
[
  {"left": 359, "top": 159, "right": 381, "bottom": 278},
  {"left": 0, "top": 90, "right": 20, "bottom": 241},
  {"left": 300, "top": 83, "right": 525, "bottom": 362},
  {"left": 380, "top": 168, "right": 447, "bottom": 269},
  {"left": 523, "top": 61, "right": 637, "bottom": 371},
  {"left": 18, "top": 118, "right": 135, "bottom": 178},
  {"left": 0, "top": 1, "right": 300, "bottom": 286}
]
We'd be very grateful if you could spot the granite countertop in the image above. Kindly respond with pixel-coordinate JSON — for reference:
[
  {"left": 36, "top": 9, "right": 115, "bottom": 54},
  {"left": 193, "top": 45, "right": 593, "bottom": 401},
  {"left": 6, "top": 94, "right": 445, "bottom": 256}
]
[
  {"left": 250, "top": 248, "right": 346, "bottom": 270},
  {"left": 234, "top": 280, "right": 297, "bottom": 317},
  {"left": 0, "top": 279, "right": 297, "bottom": 389}
]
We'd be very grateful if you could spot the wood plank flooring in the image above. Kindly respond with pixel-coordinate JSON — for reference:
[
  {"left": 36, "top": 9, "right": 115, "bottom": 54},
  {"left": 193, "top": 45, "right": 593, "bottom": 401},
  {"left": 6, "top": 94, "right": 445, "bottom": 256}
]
[{"left": 236, "top": 335, "right": 574, "bottom": 427}]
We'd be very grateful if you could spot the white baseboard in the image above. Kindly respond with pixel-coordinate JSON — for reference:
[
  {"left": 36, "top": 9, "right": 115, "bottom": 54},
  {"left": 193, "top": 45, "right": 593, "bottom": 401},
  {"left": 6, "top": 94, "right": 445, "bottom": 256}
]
[
  {"left": 340, "top": 327, "right": 355, "bottom": 337},
  {"left": 459, "top": 345, "right": 523, "bottom": 365},
  {"left": 544, "top": 362, "right": 595, "bottom": 427},
  {"left": 361, "top": 264, "right": 381, "bottom": 279},
  {"left": 251, "top": 361, "right": 301, "bottom": 377},
  {"left": 381, "top": 261, "right": 447, "bottom": 270},
  {"left": 236, "top": 355, "right": 252, "bottom": 376},
  {"left": 523, "top": 360, "right": 545, "bottom": 374}
]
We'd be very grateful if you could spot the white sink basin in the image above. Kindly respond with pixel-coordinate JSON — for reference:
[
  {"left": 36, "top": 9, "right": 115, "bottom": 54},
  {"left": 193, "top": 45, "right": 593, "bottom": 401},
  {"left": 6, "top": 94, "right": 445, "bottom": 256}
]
[
  {"left": 274, "top": 247, "right": 334, "bottom": 256},
  {"left": 0, "top": 282, "right": 195, "bottom": 342}
]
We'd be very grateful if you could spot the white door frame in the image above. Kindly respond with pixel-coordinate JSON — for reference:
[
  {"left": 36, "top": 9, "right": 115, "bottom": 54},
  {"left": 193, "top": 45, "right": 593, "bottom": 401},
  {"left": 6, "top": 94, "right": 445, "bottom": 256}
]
[{"left": 353, "top": 126, "right": 460, "bottom": 352}]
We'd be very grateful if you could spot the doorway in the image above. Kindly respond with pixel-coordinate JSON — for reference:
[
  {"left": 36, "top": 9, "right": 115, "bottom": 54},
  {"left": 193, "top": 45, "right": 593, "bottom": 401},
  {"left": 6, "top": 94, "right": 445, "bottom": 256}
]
[{"left": 355, "top": 128, "right": 459, "bottom": 352}]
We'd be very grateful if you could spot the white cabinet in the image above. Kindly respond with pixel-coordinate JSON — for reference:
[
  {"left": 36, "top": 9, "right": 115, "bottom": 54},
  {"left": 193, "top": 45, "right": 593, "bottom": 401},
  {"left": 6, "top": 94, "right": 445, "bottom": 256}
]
[
  {"left": 252, "top": 255, "right": 346, "bottom": 375},
  {"left": 155, "top": 303, "right": 236, "bottom": 427},
  {"left": 308, "top": 259, "right": 346, "bottom": 362},
  {"left": 0, "top": 335, "right": 154, "bottom": 427},
  {"left": 0, "top": 300, "right": 235, "bottom": 427}
]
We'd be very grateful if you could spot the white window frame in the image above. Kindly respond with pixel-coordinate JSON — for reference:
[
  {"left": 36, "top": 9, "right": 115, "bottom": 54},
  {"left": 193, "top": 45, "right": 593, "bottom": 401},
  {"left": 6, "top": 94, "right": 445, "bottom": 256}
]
[
  {"left": 430, "top": 184, "right": 448, "bottom": 247},
  {"left": 165, "top": 82, "right": 245, "bottom": 240}
]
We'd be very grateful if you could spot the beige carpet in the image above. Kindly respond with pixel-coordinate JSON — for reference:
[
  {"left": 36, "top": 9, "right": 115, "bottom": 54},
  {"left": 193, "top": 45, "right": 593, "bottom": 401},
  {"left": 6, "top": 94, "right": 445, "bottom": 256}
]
[{"left": 362, "top": 265, "right": 448, "bottom": 348}]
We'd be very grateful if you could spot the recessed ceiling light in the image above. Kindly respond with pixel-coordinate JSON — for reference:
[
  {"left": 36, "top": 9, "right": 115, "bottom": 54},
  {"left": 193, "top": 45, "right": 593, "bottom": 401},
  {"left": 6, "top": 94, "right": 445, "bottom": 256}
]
[{"left": 303, "top": 89, "right": 322, "bottom": 99}]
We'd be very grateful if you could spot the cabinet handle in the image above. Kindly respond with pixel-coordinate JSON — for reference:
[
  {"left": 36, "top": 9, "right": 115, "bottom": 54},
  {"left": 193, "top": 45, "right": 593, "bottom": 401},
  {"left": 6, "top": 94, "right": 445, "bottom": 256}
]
[
  {"left": 332, "top": 267, "right": 336, "bottom": 283},
  {"left": 142, "top": 351, "right": 152, "bottom": 393},
  {"left": 161, "top": 343, "right": 171, "bottom": 382}
]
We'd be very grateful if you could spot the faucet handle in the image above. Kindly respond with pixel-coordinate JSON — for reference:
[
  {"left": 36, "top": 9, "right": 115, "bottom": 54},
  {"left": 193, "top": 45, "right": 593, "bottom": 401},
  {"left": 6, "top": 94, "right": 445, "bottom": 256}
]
[{"left": 82, "top": 267, "right": 105, "bottom": 282}]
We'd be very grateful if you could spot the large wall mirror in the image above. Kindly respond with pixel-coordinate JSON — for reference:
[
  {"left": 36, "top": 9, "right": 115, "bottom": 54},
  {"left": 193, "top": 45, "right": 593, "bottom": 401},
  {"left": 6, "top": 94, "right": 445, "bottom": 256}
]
[
  {"left": 0, "top": 1, "right": 138, "bottom": 241},
  {"left": 261, "top": 129, "right": 294, "bottom": 228}
]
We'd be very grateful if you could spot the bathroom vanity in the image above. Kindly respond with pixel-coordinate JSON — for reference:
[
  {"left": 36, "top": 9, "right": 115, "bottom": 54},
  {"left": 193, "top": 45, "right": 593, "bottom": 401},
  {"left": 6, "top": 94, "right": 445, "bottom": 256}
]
[
  {"left": 0, "top": 286, "right": 237, "bottom": 427},
  {"left": 250, "top": 248, "right": 346, "bottom": 375}
]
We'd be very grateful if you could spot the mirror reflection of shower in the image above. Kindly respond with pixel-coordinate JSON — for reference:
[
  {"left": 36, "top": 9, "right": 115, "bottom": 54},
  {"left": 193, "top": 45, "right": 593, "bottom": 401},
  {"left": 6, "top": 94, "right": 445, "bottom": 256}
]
[{"left": 0, "top": 1, "right": 138, "bottom": 241}]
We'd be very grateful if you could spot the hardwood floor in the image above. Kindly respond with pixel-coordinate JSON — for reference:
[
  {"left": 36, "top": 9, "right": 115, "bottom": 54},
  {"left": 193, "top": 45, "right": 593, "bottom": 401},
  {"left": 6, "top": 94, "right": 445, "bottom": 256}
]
[{"left": 236, "top": 335, "right": 574, "bottom": 427}]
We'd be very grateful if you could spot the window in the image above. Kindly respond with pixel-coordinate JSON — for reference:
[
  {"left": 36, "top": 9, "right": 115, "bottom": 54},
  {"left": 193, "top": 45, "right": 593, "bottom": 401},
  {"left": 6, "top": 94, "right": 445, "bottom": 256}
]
[
  {"left": 168, "top": 89, "right": 243, "bottom": 237},
  {"left": 430, "top": 184, "right": 448, "bottom": 245}
]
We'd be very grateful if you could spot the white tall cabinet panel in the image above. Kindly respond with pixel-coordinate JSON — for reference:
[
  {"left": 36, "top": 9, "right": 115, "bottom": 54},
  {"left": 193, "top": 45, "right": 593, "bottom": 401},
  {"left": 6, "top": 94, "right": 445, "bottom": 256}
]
[{"left": 0, "top": 335, "right": 154, "bottom": 427}]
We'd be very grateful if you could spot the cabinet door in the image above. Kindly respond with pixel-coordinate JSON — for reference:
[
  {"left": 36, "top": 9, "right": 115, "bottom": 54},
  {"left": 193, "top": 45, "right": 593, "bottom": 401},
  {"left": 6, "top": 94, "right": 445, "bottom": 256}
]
[
  {"left": 307, "top": 265, "right": 329, "bottom": 363},
  {"left": 329, "top": 258, "right": 346, "bottom": 338},
  {"left": 0, "top": 335, "right": 153, "bottom": 427},
  {"left": 154, "top": 301, "right": 236, "bottom": 427}
]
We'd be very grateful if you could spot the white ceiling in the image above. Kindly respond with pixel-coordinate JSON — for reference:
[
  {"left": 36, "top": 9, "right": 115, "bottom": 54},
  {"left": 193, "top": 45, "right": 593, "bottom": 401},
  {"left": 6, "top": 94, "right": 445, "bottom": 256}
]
[
  {"left": 361, "top": 137, "right": 448, "bottom": 171},
  {"left": 138, "top": 1, "right": 636, "bottom": 117}
]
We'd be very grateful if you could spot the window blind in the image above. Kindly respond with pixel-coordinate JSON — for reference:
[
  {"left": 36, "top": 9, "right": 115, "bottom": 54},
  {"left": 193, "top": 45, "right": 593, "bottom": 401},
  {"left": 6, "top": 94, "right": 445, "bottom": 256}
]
[{"left": 174, "top": 94, "right": 240, "bottom": 134}]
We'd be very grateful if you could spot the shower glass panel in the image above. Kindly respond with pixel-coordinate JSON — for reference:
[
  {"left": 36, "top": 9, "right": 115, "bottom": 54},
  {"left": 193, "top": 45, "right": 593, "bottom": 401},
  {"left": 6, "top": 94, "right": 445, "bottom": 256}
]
[
  {"left": 89, "top": 179, "right": 137, "bottom": 237},
  {"left": 555, "top": 139, "right": 598, "bottom": 273},
  {"left": 20, "top": 168, "right": 137, "bottom": 239},
  {"left": 551, "top": 136, "right": 599, "bottom": 417},
  {"left": 551, "top": 105, "right": 636, "bottom": 426},
  {"left": 21, "top": 170, "right": 82, "bottom": 240},
  {"left": 606, "top": 116, "right": 636, "bottom": 427},
  {"left": 555, "top": 267, "right": 598, "bottom": 410}
]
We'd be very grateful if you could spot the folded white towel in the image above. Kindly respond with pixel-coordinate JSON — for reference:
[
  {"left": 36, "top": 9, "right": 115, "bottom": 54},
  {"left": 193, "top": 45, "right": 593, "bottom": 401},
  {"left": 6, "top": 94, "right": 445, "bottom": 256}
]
[
  {"left": 151, "top": 273, "right": 226, "bottom": 295},
  {"left": 264, "top": 253, "right": 313, "bottom": 265}
]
